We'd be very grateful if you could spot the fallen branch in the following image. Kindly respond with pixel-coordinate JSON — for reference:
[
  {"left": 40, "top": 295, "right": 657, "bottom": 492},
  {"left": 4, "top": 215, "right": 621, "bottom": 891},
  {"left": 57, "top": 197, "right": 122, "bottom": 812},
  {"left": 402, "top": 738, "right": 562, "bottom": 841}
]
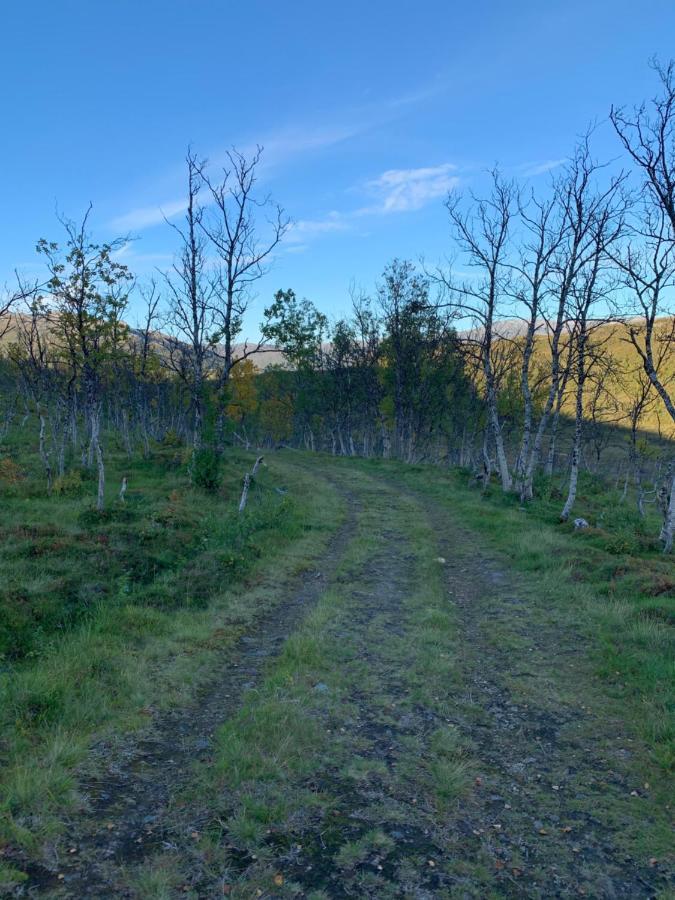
[{"left": 238, "top": 456, "right": 265, "bottom": 513}]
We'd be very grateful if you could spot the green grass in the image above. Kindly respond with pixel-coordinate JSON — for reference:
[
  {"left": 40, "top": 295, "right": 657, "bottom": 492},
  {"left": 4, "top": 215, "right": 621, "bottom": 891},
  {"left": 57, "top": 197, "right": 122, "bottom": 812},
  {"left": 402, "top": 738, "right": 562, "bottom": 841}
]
[{"left": 0, "top": 431, "right": 345, "bottom": 873}]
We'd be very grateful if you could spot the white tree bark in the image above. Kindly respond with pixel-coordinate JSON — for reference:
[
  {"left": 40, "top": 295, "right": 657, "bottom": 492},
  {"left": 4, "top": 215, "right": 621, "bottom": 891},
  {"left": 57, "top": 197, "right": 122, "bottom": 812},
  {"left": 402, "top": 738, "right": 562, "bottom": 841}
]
[
  {"left": 659, "top": 472, "right": 675, "bottom": 553},
  {"left": 238, "top": 473, "right": 251, "bottom": 514},
  {"left": 90, "top": 408, "right": 105, "bottom": 512},
  {"left": 239, "top": 456, "right": 265, "bottom": 513},
  {"left": 661, "top": 472, "right": 675, "bottom": 553}
]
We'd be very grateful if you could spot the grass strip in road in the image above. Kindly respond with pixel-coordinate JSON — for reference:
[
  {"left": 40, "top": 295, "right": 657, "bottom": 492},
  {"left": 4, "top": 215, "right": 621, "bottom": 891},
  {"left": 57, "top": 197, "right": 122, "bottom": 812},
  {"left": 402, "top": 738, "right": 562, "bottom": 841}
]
[
  {"left": 127, "top": 458, "right": 673, "bottom": 898},
  {"left": 130, "top": 466, "right": 471, "bottom": 898}
]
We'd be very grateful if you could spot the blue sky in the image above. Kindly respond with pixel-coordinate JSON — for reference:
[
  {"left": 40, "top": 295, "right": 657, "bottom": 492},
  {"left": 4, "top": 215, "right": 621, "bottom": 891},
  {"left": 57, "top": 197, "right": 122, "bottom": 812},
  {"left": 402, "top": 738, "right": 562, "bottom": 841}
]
[{"left": 2, "top": 0, "right": 674, "bottom": 338}]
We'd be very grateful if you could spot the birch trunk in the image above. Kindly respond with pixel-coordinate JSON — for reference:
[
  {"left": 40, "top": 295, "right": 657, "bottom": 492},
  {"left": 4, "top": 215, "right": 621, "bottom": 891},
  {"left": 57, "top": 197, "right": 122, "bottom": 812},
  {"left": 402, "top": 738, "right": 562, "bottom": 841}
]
[
  {"left": 38, "top": 410, "right": 52, "bottom": 493},
  {"left": 487, "top": 386, "right": 511, "bottom": 491},
  {"left": 660, "top": 472, "right": 675, "bottom": 553},
  {"left": 238, "top": 473, "right": 251, "bottom": 513},
  {"left": 91, "top": 407, "right": 105, "bottom": 511},
  {"left": 561, "top": 334, "right": 586, "bottom": 522}
]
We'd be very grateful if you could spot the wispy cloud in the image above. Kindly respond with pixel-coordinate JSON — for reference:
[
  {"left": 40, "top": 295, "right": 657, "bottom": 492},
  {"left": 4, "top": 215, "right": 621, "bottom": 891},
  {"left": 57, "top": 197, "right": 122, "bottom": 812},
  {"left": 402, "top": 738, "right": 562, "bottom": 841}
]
[
  {"left": 283, "top": 162, "right": 461, "bottom": 248},
  {"left": 108, "top": 76, "right": 450, "bottom": 236},
  {"left": 107, "top": 129, "right": 354, "bottom": 234},
  {"left": 520, "top": 158, "right": 567, "bottom": 177},
  {"left": 364, "top": 163, "right": 460, "bottom": 213},
  {"left": 285, "top": 211, "right": 348, "bottom": 244},
  {"left": 109, "top": 198, "right": 188, "bottom": 232},
  {"left": 257, "top": 125, "right": 361, "bottom": 166},
  {"left": 107, "top": 242, "right": 174, "bottom": 276}
]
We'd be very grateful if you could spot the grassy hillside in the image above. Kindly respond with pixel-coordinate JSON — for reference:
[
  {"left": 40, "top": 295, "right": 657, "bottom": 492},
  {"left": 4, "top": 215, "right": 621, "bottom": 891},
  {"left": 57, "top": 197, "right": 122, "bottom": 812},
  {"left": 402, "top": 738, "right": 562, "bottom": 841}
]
[{"left": 528, "top": 318, "right": 675, "bottom": 439}]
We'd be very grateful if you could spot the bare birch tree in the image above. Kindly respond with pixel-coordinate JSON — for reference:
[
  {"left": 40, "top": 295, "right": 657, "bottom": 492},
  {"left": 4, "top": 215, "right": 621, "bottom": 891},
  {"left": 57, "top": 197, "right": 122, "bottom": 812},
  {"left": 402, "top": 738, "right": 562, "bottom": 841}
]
[
  {"left": 560, "top": 178, "right": 627, "bottom": 521},
  {"left": 611, "top": 62, "right": 675, "bottom": 550},
  {"left": 444, "top": 171, "right": 517, "bottom": 491},
  {"left": 522, "top": 139, "right": 624, "bottom": 502},
  {"left": 163, "top": 151, "right": 215, "bottom": 461},
  {"left": 509, "top": 191, "right": 565, "bottom": 496},
  {"left": 200, "top": 147, "right": 289, "bottom": 445}
]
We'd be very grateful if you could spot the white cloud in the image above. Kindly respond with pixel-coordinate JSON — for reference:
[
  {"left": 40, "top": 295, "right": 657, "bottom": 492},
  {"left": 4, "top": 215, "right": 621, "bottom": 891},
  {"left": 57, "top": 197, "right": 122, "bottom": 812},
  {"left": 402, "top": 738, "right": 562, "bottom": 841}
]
[
  {"left": 285, "top": 211, "right": 348, "bottom": 243},
  {"left": 520, "top": 158, "right": 567, "bottom": 177},
  {"left": 280, "top": 163, "right": 460, "bottom": 250},
  {"left": 108, "top": 130, "right": 357, "bottom": 235},
  {"left": 107, "top": 77, "right": 453, "bottom": 236},
  {"left": 109, "top": 198, "right": 188, "bottom": 232},
  {"left": 365, "top": 163, "right": 460, "bottom": 213},
  {"left": 260, "top": 126, "right": 361, "bottom": 163}
]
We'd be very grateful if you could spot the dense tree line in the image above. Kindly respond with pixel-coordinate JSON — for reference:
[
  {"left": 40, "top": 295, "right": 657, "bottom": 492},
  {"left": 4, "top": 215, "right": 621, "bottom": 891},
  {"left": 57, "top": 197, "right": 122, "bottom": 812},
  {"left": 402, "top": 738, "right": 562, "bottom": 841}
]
[{"left": 0, "top": 63, "right": 674, "bottom": 549}]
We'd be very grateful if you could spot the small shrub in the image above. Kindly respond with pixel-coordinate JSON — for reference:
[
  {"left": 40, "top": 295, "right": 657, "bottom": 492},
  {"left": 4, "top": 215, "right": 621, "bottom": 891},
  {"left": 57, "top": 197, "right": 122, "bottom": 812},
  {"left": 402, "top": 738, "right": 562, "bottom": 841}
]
[
  {"left": 602, "top": 530, "right": 644, "bottom": 556},
  {"left": 162, "top": 429, "right": 182, "bottom": 447},
  {"left": 192, "top": 446, "right": 222, "bottom": 493},
  {"left": 0, "top": 457, "right": 24, "bottom": 487},
  {"left": 52, "top": 468, "right": 85, "bottom": 496}
]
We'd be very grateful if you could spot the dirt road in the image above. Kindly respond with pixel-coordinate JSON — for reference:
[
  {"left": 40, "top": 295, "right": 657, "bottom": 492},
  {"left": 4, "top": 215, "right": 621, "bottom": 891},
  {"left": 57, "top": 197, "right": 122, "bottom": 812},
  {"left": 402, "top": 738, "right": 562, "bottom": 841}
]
[{"left": 13, "top": 458, "right": 673, "bottom": 898}]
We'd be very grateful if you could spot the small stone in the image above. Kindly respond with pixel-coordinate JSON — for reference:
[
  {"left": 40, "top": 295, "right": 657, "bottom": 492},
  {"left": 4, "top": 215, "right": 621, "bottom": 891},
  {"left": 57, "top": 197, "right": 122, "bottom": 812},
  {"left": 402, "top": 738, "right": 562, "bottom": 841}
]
[{"left": 314, "top": 682, "right": 329, "bottom": 693}]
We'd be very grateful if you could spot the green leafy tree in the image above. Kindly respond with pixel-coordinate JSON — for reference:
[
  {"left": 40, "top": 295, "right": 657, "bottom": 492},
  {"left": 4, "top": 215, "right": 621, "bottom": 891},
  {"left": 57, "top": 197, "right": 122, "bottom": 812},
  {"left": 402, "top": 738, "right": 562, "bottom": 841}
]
[{"left": 37, "top": 209, "right": 132, "bottom": 510}]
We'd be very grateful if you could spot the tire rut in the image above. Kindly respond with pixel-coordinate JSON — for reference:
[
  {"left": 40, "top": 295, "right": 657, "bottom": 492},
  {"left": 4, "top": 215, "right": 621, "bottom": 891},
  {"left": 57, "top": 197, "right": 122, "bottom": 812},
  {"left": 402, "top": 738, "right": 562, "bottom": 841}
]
[
  {"left": 13, "top": 477, "right": 360, "bottom": 899},
  {"left": 189, "top": 472, "right": 456, "bottom": 898},
  {"left": 411, "top": 484, "right": 670, "bottom": 898}
]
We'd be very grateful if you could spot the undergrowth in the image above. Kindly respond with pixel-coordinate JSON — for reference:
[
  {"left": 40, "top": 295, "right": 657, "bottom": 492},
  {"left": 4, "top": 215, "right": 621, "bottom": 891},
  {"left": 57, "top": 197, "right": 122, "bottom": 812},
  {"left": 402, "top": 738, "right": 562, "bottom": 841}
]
[{"left": 0, "top": 433, "right": 341, "bottom": 873}]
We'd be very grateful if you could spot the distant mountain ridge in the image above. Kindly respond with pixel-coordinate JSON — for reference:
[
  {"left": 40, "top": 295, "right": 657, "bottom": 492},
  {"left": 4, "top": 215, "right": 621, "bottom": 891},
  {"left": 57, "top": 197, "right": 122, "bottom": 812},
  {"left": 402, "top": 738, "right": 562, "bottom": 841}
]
[{"left": 0, "top": 311, "right": 287, "bottom": 370}]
